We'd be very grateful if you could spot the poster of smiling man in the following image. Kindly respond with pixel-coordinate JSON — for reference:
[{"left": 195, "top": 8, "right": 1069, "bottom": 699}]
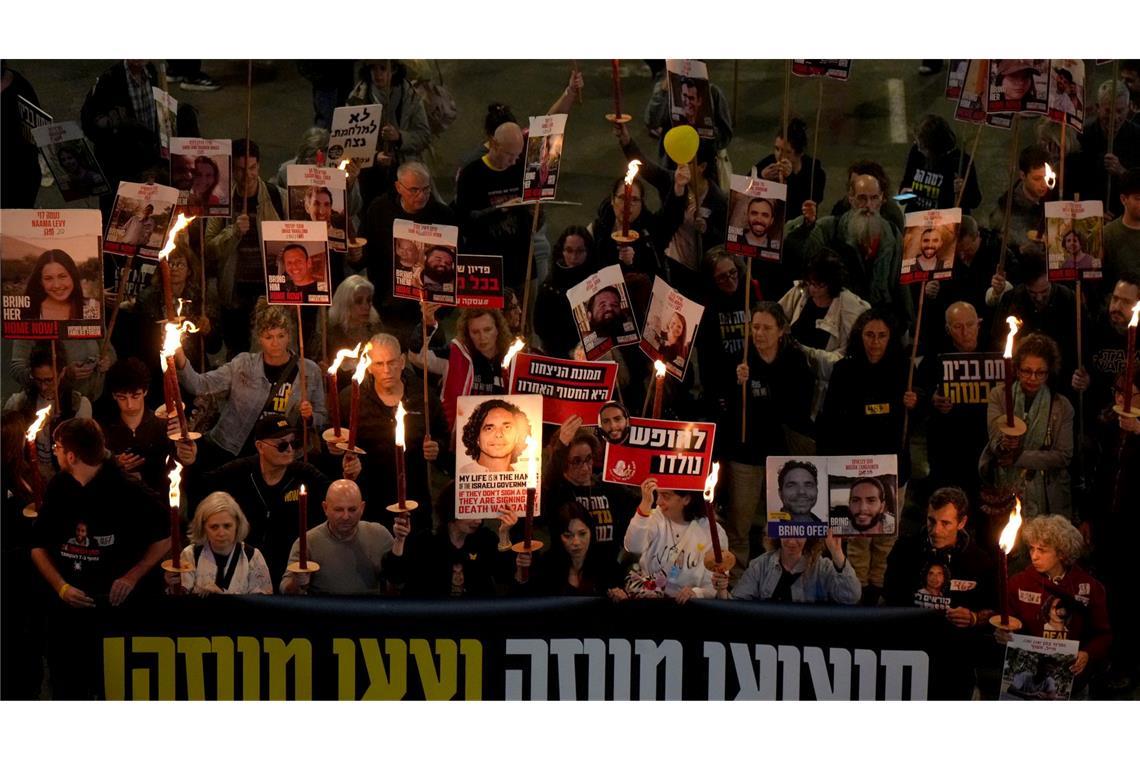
[
  {"left": 261, "top": 221, "right": 331, "bottom": 306},
  {"left": 287, "top": 164, "right": 348, "bottom": 252},
  {"left": 170, "top": 137, "right": 232, "bottom": 217},
  {"left": 900, "top": 209, "right": 960, "bottom": 285},
  {"left": 454, "top": 394, "right": 543, "bottom": 520},
  {"left": 725, "top": 174, "right": 787, "bottom": 261}
]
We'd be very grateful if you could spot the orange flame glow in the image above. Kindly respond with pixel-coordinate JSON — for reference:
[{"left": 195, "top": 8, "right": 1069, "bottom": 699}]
[
  {"left": 1044, "top": 163, "right": 1056, "bottom": 189},
  {"left": 502, "top": 337, "right": 526, "bottom": 370},
  {"left": 624, "top": 160, "right": 642, "bottom": 185},
  {"left": 395, "top": 402, "right": 406, "bottom": 449},
  {"left": 1003, "top": 316, "right": 1021, "bottom": 360},
  {"left": 703, "top": 461, "right": 721, "bottom": 503},
  {"left": 328, "top": 343, "right": 362, "bottom": 376},
  {"left": 1129, "top": 300, "right": 1140, "bottom": 330},
  {"left": 167, "top": 458, "right": 183, "bottom": 511},
  {"left": 654, "top": 360, "right": 667, "bottom": 378},
  {"left": 352, "top": 342, "right": 373, "bottom": 385},
  {"left": 157, "top": 213, "right": 195, "bottom": 262},
  {"left": 26, "top": 405, "right": 52, "bottom": 443},
  {"left": 160, "top": 318, "right": 199, "bottom": 362},
  {"left": 998, "top": 498, "right": 1023, "bottom": 555}
]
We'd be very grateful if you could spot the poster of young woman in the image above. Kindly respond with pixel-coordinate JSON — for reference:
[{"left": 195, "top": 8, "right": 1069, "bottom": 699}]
[
  {"left": 522, "top": 114, "right": 566, "bottom": 201},
  {"left": 899, "top": 208, "right": 961, "bottom": 285},
  {"left": 1045, "top": 200, "right": 1104, "bottom": 282},
  {"left": 32, "top": 122, "right": 110, "bottom": 202},
  {"left": 286, "top": 164, "right": 348, "bottom": 252},
  {"left": 454, "top": 394, "right": 543, "bottom": 520},
  {"left": 260, "top": 221, "right": 332, "bottom": 306},
  {"left": 988, "top": 59, "right": 1049, "bottom": 115},
  {"left": 169, "top": 137, "right": 232, "bottom": 217},
  {"left": 103, "top": 181, "right": 180, "bottom": 259},
  {"left": 639, "top": 276, "right": 704, "bottom": 381},
  {"left": 725, "top": 174, "right": 787, "bottom": 261},
  {"left": 1, "top": 209, "right": 104, "bottom": 340}
]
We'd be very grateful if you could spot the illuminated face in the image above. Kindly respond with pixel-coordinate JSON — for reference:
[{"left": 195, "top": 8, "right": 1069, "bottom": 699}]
[
  {"left": 283, "top": 247, "right": 311, "bottom": 285},
  {"left": 367, "top": 341, "right": 404, "bottom": 391},
  {"left": 1018, "top": 355, "right": 1049, "bottom": 395},
  {"left": 946, "top": 308, "right": 980, "bottom": 352},
  {"left": 665, "top": 313, "right": 685, "bottom": 345},
  {"left": 655, "top": 489, "right": 690, "bottom": 522},
  {"left": 773, "top": 136, "right": 797, "bottom": 163},
  {"left": 747, "top": 200, "right": 773, "bottom": 238},
  {"left": 612, "top": 186, "right": 643, "bottom": 221},
  {"left": 849, "top": 174, "right": 883, "bottom": 216},
  {"left": 561, "top": 518, "right": 591, "bottom": 561},
  {"left": 563, "top": 442, "right": 594, "bottom": 487},
  {"left": 1023, "top": 166, "right": 1050, "bottom": 200},
  {"left": 1108, "top": 282, "right": 1140, "bottom": 331},
  {"left": 1001, "top": 70, "right": 1033, "bottom": 101},
  {"left": 350, "top": 288, "right": 372, "bottom": 323},
  {"left": 926, "top": 504, "right": 965, "bottom": 549},
  {"left": 750, "top": 310, "right": 782, "bottom": 355},
  {"left": 848, "top": 482, "right": 885, "bottom": 530},
  {"left": 169, "top": 252, "right": 189, "bottom": 290},
  {"left": 477, "top": 407, "right": 519, "bottom": 462},
  {"left": 396, "top": 173, "right": 432, "bottom": 213},
  {"left": 205, "top": 510, "right": 238, "bottom": 554},
  {"left": 258, "top": 327, "right": 290, "bottom": 363},
  {"left": 779, "top": 467, "right": 817, "bottom": 515},
  {"left": 712, "top": 258, "right": 738, "bottom": 294},
  {"left": 1029, "top": 541, "right": 1063, "bottom": 577},
  {"left": 33, "top": 366, "right": 56, "bottom": 400},
  {"left": 919, "top": 229, "right": 940, "bottom": 259},
  {"left": 112, "top": 388, "right": 147, "bottom": 417},
  {"left": 466, "top": 314, "right": 499, "bottom": 359},
  {"left": 925, "top": 565, "right": 946, "bottom": 591},
  {"left": 172, "top": 154, "right": 195, "bottom": 190},
  {"left": 1096, "top": 94, "right": 1130, "bottom": 130},
  {"left": 560, "top": 235, "right": 589, "bottom": 268},
  {"left": 590, "top": 291, "right": 621, "bottom": 326},
  {"left": 192, "top": 160, "right": 217, "bottom": 197},
  {"left": 257, "top": 434, "right": 298, "bottom": 468},
  {"left": 305, "top": 191, "right": 333, "bottom": 222},
  {"left": 599, "top": 406, "right": 628, "bottom": 442},
  {"left": 41, "top": 262, "right": 74, "bottom": 304},
  {"left": 780, "top": 537, "right": 806, "bottom": 556},
  {"left": 424, "top": 248, "right": 454, "bottom": 282},
  {"left": 324, "top": 490, "right": 364, "bottom": 540},
  {"left": 681, "top": 83, "right": 702, "bottom": 122},
  {"left": 861, "top": 319, "right": 890, "bottom": 364},
  {"left": 488, "top": 131, "right": 524, "bottom": 170},
  {"left": 234, "top": 155, "right": 260, "bottom": 196}
]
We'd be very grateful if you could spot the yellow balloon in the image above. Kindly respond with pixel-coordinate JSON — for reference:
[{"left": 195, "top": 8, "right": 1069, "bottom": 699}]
[{"left": 663, "top": 125, "right": 700, "bottom": 165}]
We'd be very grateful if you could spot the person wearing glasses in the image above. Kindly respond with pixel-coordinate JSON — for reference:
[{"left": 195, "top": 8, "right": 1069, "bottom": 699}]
[
  {"left": 3, "top": 347, "right": 93, "bottom": 472},
  {"left": 358, "top": 161, "right": 456, "bottom": 342},
  {"left": 196, "top": 414, "right": 332, "bottom": 586},
  {"left": 981, "top": 332, "right": 1073, "bottom": 520},
  {"left": 696, "top": 248, "right": 761, "bottom": 426}
]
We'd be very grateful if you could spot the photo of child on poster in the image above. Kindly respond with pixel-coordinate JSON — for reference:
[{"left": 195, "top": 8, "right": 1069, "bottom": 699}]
[
  {"left": 454, "top": 394, "right": 543, "bottom": 520},
  {"left": 170, "top": 137, "right": 232, "bottom": 217},
  {"left": 988, "top": 59, "right": 1049, "bottom": 115},
  {"left": 725, "top": 175, "right": 787, "bottom": 261},
  {"left": 1046, "top": 200, "right": 1103, "bottom": 282},
  {"left": 568, "top": 264, "right": 640, "bottom": 360},
  {"left": 103, "top": 181, "right": 179, "bottom": 258},
  {"left": 999, "top": 635, "right": 1079, "bottom": 701},
  {"left": 639, "top": 276, "right": 704, "bottom": 381},
  {"left": 32, "top": 122, "right": 110, "bottom": 202},
  {"left": 1, "top": 209, "right": 104, "bottom": 340},
  {"left": 1047, "top": 59, "right": 1085, "bottom": 132},
  {"left": 666, "top": 59, "right": 714, "bottom": 140},
  {"left": 522, "top": 114, "right": 566, "bottom": 201},
  {"left": 900, "top": 209, "right": 960, "bottom": 284},
  {"left": 765, "top": 456, "right": 829, "bottom": 539},
  {"left": 261, "top": 221, "right": 331, "bottom": 306},
  {"left": 287, "top": 164, "right": 348, "bottom": 252},
  {"left": 827, "top": 455, "right": 898, "bottom": 537},
  {"left": 391, "top": 219, "right": 458, "bottom": 305}
]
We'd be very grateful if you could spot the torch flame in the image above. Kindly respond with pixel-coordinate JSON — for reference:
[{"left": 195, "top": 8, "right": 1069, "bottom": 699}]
[
  {"left": 624, "top": 159, "right": 642, "bottom": 185},
  {"left": 26, "top": 405, "right": 52, "bottom": 443},
  {"left": 337, "top": 159, "right": 350, "bottom": 175},
  {"left": 395, "top": 402, "right": 406, "bottom": 449},
  {"left": 299, "top": 483, "right": 306, "bottom": 497},
  {"left": 502, "top": 337, "right": 526, "bottom": 370},
  {"left": 524, "top": 434, "right": 538, "bottom": 490},
  {"left": 159, "top": 318, "right": 200, "bottom": 362},
  {"left": 328, "top": 343, "right": 362, "bottom": 376},
  {"left": 1002, "top": 316, "right": 1021, "bottom": 360},
  {"left": 998, "top": 498, "right": 1023, "bottom": 554},
  {"left": 167, "top": 458, "right": 183, "bottom": 511},
  {"left": 654, "top": 360, "right": 667, "bottom": 378},
  {"left": 703, "top": 461, "right": 721, "bottom": 502},
  {"left": 175, "top": 298, "right": 186, "bottom": 318},
  {"left": 157, "top": 213, "right": 195, "bottom": 262},
  {"left": 1043, "top": 163, "right": 1056, "bottom": 189},
  {"left": 351, "top": 342, "right": 373, "bottom": 385},
  {"left": 1129, "top": 300, "right": 1140, "bottom": 330}
]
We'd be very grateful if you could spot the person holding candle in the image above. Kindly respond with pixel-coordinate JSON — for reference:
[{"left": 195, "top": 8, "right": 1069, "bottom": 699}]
[
  {"left": 3, "top": 347, "right": 93, "bottom": 472},
  {"left": 30, "top": 418, "right": 169, "bottom": 698},
  {"left": 999, "top": 515, "right": 1111, "bottom": 694},
  {"left": 175, "top": 304, "right": 327, "bottom": 472},
  {"left": 513, "top": 500, "right": 627, "bottom": 599},
  {"left": 1072, "top": 273, "right": 1140, "bottom": 425},
  {"left": 622, "top": 478, "right": 728, "bottom": 603},
  {"left": 319, "top": 275, "right": 382, "bottom": 378},
  {"left": 981, "top": 332, "right": 1074, "bottom": 520},
  {"left": 716, "top": 531, "right": 859, "bottom": 604},
  {"left": 535, "top": 226, "right": 598, "bottom": 358},
  {"left": 164, "top": 492, "right": 272, "bottom": 596},
  {"left": 590, "top": 175, "right": 664, "bottom": 315},
  {"left": 280, "top": 479, "right": 409, "bottom": 596},
  {"left": 336, "top": 334, "right": 444, "bottom": 536}
]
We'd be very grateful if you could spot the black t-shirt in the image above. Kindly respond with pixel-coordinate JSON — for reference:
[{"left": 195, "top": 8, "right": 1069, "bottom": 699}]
[
  {"left": 31, "top": 463, "right": 168, "bottom": 600},
  {"left": 790, "top": 299, "right": 832, "bottom": 350},
  {"left": 261, "top": 358, "right": 298, "bottom": 418},
  {"left": 454, "top": 155, "right": 533, "bottom": 286},
  {"left": 99, "top": 410, "right": 172, "bottom": 496}
]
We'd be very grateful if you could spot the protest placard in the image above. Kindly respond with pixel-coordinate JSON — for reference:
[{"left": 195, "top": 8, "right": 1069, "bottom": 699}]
[
  {"left": 568, "top": 264, "right": 639, "bottom": 360},
  {"left": 792, "top": 60, "right": 851, "bottom": 81},
  {"left": 455, "top": 394, "right": 543, "bottom": 519},
  {"left": 826, "top": 455, "right": 899, "bottom": 537},
  {"left": 765, "top": 455, "right": 830, "bottom": 539},
  {"left": 900, "top": 208, "right": 961, "bottom": 285},
  {"left": 328, "top": 105, "right": 381, "bottom": 168},
  {"left": 1047, "top": 59, "right": 1085, "bottom": 133},
  {"left": 988, "top": 59, "right": 1049, "bottom": 115},
  {"left": 522, "top": 114, "right": 566, "bottom": 201},
  {"left": 170, "top": 137, "right": 231, "bottom": 217},
  {"left": 939, "top": 352, "right": 1006, "bottom": 406},
  {"left": 261, "top": 221, "right": 332, "bottom": 306},
  {"left": 725, "top": 174, "right": 787, "bottom": 261},
  {"left": 945, "top": 60, "right": 969, "bottom": 100},
  {"left": 16, "top": 95, "right": 51, "bottom": 144},
  {"left": 392, "top": 219, "right": 458, "bottom": 305},
  {"left": 103, "top": 181, "right": 180, "bottom": 259},
  {"left": 287, "top": 164, "right": 348, "bottom": 251},
  {"left": 602, "top": 417, "right": 716, "bottom": 491},
  {"left": 1045, "top": 200, "right": 1104, "bottom": 282},
  {"left": 666, "top": 60, "right": 714, "bottom": 140},
  {"left": 509, "top": 353, "right": 618, "bottom": 425},
  {"left": 999, "top": 635, "right": 1079, "bottom": 701},
  {"left": 639, "top": 277, "right": 704, "bottom": 381},
  {"left": 456, "top": 254, "right": 504, "bottom": 308},
  {"left": 33, "top": 122, "right": 110, "bottom": 202}
]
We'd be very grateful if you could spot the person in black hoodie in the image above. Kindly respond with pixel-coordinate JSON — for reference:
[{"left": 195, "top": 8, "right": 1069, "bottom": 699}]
[
  {"left": 512, "top": 500, "right": 627, "bottom": 598},
  {"left": 898, "top": 114, "right": 982, "bottom": 215},
  {"left": 590, "top": 176, "right": 665, "bottom": 316},
  {"left": 817, "top": 306, "right": 916, "bottom": 601},
  {"left": 696, "top": 249, "right": 762, "bottom": 427},
  {"left": 534, "top": 225, "right": 598, "bottom": 358},
  {"left": 753, "top": 117, "right": 826, "bottom": 234},
  {"left": 724, "top": 302, "right": 815, "bottom": 572}
]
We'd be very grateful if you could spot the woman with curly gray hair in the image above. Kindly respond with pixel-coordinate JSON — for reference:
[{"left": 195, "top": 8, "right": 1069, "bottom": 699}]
[
  {"left": 164, "top": 492, "right": 273, "bottom": 595},
  {"left": 1002, "top": 515, "right": 1111, "bottom": 688}
]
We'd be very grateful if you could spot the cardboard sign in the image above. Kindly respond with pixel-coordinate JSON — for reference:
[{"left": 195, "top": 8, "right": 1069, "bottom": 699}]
[
  {"left": 987, "top": 59, "right": 1049, "bottom": 115},
  {"left": 153, "top": 87, "right": 177, "bottom": 159},
  {"left": 900, "top": 209, "right": 961, "bottom": 285},
  {"left": 287, "top": 164, "right": 348, "bottom": 251},
  {"left": 522, "top": 114, "right": 567, "bottom": 201},
  {"left": 602, "top": 417, "right": 716, "bottom": 490},
  {"left": 1045, "top": 200, "right": 1104, "bottom": 282},
  {"left": 455, "top": 254, "right": 504, "bottom": 308},
  {"left": 103, "top": 181, "right": 180, "bottom": 259},
  {"left": 999, "top": 635, "right": 1079, "bottom": 701},
  {"left": 725, "top": 174, "right": 787, "bottom": 261},
  {"left": 392, "top": 219, "right": 459, "bottom": 305},
  {"left": 939, "top": 352, "right": 1006, "bottom": 406},
  {"left": 765, "top": 455, "right": 898, "bottom": 538},
  {"left": 509, "top": 353, "right": 618, "bottom": 425},
  {"left": 1046, "top": 59, "right": 1085, "bottom": 133},
  {"left": 567, "top": 264, "right": 640, "bottom": 360},
  {"left": 170, "top": 137, "right": 232, "bottom": 217},
  {"left": 16, "top": 95, "right": 51, "bottom": 144},
  {"left": 260, "top": 221, "right": 332, "bottom": 306},
  {"left": 792, "top": 60, "right": 851, "bottom": 81},
  {"left": 945, "top": 60, "right": 969, "bottom": 100},
  {"left": 329, "top": 105, "right": 381, "bottom": 168},
  {"left": 666, "top": 59, "right": 714, "bottom": 140},
  {"left": 454, "top": 394, "right": 543, "bottom": 519},
  {"left": 639, "top": 276, "right": 704, "bottom": 381},
  {"left": 1, "top": 209, "right": 104, "bottom": 340},
  {"left": 33, "top": 122, "right": 110, "bottom": 202}
]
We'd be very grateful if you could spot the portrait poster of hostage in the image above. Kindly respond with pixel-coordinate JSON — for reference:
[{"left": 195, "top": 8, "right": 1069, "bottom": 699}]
[
  {"left": 765, "top": 455, "right": 830, "bottom": 539},
  {"left": 260, "top": 221, "right": 331, "bottom": 306},
  {"left": 391, "top": 219, "right": 458, "bottom": 306},
  {"left": 169, "top": 137, "right": 231, "bottom": 217},
  {"left": 103, "top": 180, "right": 179, "bottom": 259},
  {"left": 826, "top": 454, "right": 898, "bottom": 537},
  {"left": 666, "top": 59, "right": 714, "bottom": 140},
  {"left": 639, "top": 276, "right": 704, "bottom": 381},
  {"left": 522, "top": 113, "right": 566, "bottom": 201},
  {"left": 454, "top": 394, "right": 543, "bottom": 520},
  {"left": 725, "top": 174, "right": 787, "bottom": 261},
  {"left": 287, "top": 163, "right": 348, "bottom": 252},
  {"left": 899, "top": 208, "right": 960, "bottom": 285},
  {"left": 1045, "top": 200, "right": 1103, "bottom": 282},
  {"left": 1, "top": 209, "right": 104, "bottom": 340},
  {"left": 567, "top": 264, "right": 640, "bottom": 360},
  {"left": 32, "top": 121, "right": 110, "bottom": 202}
]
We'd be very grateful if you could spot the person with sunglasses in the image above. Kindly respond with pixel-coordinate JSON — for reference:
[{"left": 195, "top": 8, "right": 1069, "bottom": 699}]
[
  {"left": 981, "top": 332, "right": 1074, "bottom": 520},
  {"left": 195, "top": 414, "right": 333, "bottom": 587}
]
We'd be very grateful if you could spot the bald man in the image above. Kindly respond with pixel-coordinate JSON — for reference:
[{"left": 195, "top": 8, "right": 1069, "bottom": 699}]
[
  {"left": 454, "top": 120, "right": 535, "bottom": 292},
  {"left": 280, "top": 479, "right": 410, "bottom": 595}
]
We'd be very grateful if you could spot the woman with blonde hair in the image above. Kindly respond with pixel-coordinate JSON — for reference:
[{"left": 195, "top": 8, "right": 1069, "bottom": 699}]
[{"left": 165, "top": 492, "right": 273, "bottom": 595}]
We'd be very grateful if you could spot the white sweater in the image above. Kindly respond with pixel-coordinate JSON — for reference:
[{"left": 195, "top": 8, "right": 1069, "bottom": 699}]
[{"left": 623, "top": 509, "right": 729, "bottom": 599}]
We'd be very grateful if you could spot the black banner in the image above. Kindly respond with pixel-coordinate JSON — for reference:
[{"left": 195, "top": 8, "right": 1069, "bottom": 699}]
[{"left": 96, "top": 596, "right": 959, "bottom": 700}]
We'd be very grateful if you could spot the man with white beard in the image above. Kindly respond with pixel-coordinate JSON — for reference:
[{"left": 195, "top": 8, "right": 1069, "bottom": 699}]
[{"left": 798, "top": 169, "right": 914, "bottom": 334}]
